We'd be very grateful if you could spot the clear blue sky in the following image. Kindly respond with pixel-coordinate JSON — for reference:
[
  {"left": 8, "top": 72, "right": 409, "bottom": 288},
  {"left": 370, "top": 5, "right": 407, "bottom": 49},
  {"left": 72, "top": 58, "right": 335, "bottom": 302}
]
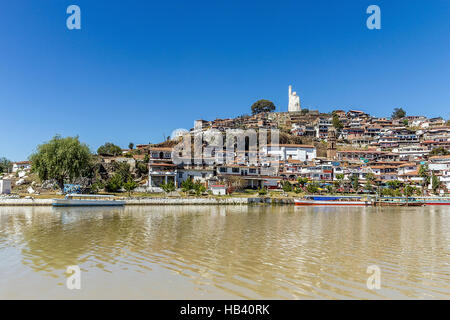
[{"left": 1, "top": 0, "right": 449, "bottom": 160}]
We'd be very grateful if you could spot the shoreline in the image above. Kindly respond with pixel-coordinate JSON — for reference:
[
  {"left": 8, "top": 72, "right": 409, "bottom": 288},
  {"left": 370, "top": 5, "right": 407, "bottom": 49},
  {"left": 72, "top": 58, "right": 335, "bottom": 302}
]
[{"left": 0, "top": 197, "right": 296, "bottom": 206}]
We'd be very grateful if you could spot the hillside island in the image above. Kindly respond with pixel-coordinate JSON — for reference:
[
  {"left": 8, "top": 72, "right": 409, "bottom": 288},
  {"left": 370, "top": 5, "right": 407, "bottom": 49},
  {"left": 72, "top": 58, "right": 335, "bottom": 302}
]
[{"left": 1, "top": 85, "right": 449, "bottom": 205}]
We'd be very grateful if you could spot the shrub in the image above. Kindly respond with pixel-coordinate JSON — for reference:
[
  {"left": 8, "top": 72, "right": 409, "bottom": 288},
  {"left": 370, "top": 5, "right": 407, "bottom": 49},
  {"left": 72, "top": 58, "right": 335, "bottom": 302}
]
[
  {"left": 193, "top": 181, "right": 206, "bottom": 196},
  {"left": 297, "top": 177, "right": 309, "bottom": 188},
  {"left": 90, "top": 181, "right": 104, "bottom": 194},
  {"left": 161, "top": 181, "right": 176, "bottom": 193},
  {"left": 306, "top": 182, "right": 319, "bottom": 194},
  {"left": 123, "top": 178, "right": 138, "bottom": 197},
  {"left": 282, "top": 181, "right": 293, "bottom": 192},
  {"left": 258, "top": 187, "right": 268, "bottom": 195},
  {"left": 181, "top": 179, "right": 194, "bottom": 192},
  {"left": 105, "top": 174, "right": 123, "bottom": 192}
]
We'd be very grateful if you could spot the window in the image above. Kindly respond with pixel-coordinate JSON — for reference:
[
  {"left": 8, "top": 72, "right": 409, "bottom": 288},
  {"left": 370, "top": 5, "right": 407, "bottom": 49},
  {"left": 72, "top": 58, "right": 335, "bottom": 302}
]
[
  {"left": 249, "top": 168, "right": 256, "bottom": 174},
  {"left": 202, "top": 173, "right": 206, "bottom": 178},
  {"left": 232, "top": 168, "right": 239, "bottom": 173},
  {"left": 219, "top": 167, "right": 227, "bottom": 173}
]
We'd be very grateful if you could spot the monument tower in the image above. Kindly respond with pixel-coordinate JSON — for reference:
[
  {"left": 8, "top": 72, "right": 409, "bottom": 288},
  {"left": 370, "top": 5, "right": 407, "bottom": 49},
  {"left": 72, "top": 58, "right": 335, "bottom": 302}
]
[{"left": 288, "top": 85, "right": 301, "bottom": 112}]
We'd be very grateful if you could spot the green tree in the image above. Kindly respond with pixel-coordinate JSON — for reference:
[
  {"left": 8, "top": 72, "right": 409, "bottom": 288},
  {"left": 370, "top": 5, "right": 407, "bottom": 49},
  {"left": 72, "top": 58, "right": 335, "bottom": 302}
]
[
  {"left": 97, "top": 142, "right": 122, "bottom": 156},
  {"left": 251, "top": 99, "right": 276, "bottom": 115},
  {"left": 297, "top": 177, "right": 309, "bottom": 188},
  {"left": 301, "top": 108, "right": 309, "bottom": 115},
  {"left": 136, "top": 161, "right": 149, "bottom": 176},
  {"left": 30, "top": 135, "right": 93, "bottom": 191},
  {"left": 365, "top": 172, "right": 376, "bottom": 192},
  {"left": 418, "top": 164, "right": 430, "bottom": 195},
  {"left": 112, "top": 162, "right": 132, "bottom": 182},
  {"left": 392, "top": 107, "right": 406, "bottom": 119},
  {"left": 432, "top": 174, "right": 441, "bottom": 195},
  {"left": 332, "top": 113, "right": 343, "bottom": 131},
  {"left": 387, "top": 180, "right": 401, "bottom": 190},
  {"left": 0, "top": 157, "right": 12, "bottom": 174},
  {"left": 123, "top": 178, "right": 138, "bottom": 197},
  {"left": 128, "top": 142, "right": 134, "bottom": 150},
  {"left": 404, "top": 185, "right": 416, "bottom": 198},
  {"left": 429, "top": 147, "right": 449, "bottom": 156},
  {"left": 351, "top": 175, "right": 360, "bottom": 192}
]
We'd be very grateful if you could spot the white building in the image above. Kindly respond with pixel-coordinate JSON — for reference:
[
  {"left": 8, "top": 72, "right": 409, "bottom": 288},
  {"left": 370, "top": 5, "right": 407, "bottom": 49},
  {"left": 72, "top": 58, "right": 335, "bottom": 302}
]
[
  {"left": 261, "top": 144, "right": 316, "bottom": 162},
  {"left": 177, "top": 168, "right": 215, "bottom": 186},
  {"left": 392, "top": 146, "right": 430, "bottom": 161},
  {"left": 12, "top": 161, "right": 31, "bottom": 173},
  {"left": 209, "top": 184, "right": 227, "bottom": 195}
]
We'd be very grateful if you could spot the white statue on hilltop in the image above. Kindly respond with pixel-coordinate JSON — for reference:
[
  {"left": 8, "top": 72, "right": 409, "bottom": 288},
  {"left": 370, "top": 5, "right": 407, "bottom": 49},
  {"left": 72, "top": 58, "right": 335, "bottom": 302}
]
[{"left": 288, "top": 85, "right": 301, "bottom": 112}]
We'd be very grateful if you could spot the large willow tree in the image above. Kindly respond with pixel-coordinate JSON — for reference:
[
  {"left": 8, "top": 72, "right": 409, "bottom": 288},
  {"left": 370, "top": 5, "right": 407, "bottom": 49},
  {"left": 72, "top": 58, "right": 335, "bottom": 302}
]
[{"left": 30, "top": 135, "right": 93, "bottom": 191}]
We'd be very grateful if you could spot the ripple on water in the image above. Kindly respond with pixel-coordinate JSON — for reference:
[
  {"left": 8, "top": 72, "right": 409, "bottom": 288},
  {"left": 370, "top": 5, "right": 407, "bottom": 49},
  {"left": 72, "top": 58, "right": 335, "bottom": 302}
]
[{"left": 0, "top": 205, "right": 449, "bottom": 299}]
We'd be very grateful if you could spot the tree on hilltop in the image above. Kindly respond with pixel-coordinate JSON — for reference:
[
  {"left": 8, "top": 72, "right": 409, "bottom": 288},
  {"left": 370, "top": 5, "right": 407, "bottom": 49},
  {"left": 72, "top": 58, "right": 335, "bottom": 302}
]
[
  {"left": 251, "top": 99, "right": 276, "bottom": 115},
  {"left": 97, "top": 142, "right": 122, "bottom": 156},
  {"left": 392, "top": 107, "right": 406, "bottom": 119}
]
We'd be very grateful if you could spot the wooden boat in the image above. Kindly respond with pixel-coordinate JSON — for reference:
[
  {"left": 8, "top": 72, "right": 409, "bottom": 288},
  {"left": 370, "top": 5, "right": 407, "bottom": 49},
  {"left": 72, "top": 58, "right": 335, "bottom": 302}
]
[
  {"left": 295, "top": 199, "right": 371, "bottom": 206},
  {"left": 295, "top": 195, "right": 372, "bottom": 206},
  {"left": 52, "top": 194, "right": 125, "bottom": 207},
  {"left": 378, "top": 196, "right": 450, "bottom": 206},
  {"left": 374, "top": 201, "right": 424, "bottom": 207},
  {"left": 421, "top": 197, "right": 450, "bottom": 206}
]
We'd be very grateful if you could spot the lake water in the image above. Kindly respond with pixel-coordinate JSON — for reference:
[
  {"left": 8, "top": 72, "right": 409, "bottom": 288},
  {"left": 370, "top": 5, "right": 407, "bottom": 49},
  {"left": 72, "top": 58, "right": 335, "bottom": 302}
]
[{"left": 0, "top": 205, "right": 449, "bottom": 299}]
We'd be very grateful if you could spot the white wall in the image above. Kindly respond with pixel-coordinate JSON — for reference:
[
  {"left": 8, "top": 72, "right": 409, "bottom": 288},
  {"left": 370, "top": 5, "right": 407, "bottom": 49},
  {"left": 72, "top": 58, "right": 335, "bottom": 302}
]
[
  {"left": 263, "top": 146, "right": 316, "bottom": 162},
  {"left": 179, "top": 170, "right": 214, "bottom": 183},
  {"left": 0, "top": 180, "right": 11, "bottom": 194}
]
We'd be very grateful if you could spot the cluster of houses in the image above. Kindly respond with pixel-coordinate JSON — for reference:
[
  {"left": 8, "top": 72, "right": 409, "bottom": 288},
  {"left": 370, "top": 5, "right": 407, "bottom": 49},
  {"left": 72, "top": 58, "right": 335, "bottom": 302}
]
[
  {"left": 183, "top": 110, "right": 448, "bottom": 151},
  {"left": 137, "top": 144, "right": 450, "bottom": 194},
  {"left": 132, "top": 113, "right": 450, "bottom": 194},
  {"left": 2, "top": 103, "right": 449, "bottom": 196}
]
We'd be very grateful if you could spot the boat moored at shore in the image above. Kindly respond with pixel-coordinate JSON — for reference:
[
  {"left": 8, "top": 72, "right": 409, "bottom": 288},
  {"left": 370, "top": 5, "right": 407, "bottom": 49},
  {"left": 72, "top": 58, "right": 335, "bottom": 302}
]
[
  {"left": 295, "top": 195, "right": 372, "bottom": 206},
  {"left": 52, "top": 194, "right": 125, "bottom": 207}
]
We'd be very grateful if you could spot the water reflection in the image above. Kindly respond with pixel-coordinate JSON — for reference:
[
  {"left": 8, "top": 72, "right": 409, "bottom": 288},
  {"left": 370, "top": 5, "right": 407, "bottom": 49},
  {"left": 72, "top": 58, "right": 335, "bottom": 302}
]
[{"left": 0, "top": 205, "right": 449, "bottom": 299}]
